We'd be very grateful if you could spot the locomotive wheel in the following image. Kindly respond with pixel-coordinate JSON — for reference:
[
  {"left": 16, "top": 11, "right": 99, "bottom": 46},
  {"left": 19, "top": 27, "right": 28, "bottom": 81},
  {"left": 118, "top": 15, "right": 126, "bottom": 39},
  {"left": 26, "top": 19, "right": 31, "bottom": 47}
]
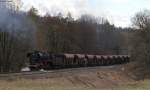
[{"left": 43, "top": 62, "right": 54, "bottom": 70}]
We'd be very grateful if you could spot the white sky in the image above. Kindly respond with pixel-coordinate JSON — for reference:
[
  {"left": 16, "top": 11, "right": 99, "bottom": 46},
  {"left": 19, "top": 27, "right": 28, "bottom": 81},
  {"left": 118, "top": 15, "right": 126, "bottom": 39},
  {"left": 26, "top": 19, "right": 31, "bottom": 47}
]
[{"left": 20, "top": 0, "right": 150, "bottom": 27}]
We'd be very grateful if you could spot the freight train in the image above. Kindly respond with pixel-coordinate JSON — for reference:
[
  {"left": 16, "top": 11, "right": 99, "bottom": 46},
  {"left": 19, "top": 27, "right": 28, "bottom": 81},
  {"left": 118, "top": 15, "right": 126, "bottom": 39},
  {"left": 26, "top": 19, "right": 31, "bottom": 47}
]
[{"left": 27, "top": 51, "right": 130, "bottom": 71}]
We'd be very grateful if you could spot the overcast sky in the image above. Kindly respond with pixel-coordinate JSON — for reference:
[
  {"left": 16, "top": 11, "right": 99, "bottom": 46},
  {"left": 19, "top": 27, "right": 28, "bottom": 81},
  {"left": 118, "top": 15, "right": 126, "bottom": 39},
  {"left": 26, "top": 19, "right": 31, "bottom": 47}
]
[{"left": 20, "top": 0, "right": 150, "bottom": 27}]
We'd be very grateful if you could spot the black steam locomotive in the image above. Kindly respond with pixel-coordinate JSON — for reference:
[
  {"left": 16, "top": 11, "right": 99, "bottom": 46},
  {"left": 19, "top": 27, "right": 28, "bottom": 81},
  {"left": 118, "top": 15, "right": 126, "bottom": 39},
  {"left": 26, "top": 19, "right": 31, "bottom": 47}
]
[{"left": 27, "top": 51, "right": 130, "bottom": 71}]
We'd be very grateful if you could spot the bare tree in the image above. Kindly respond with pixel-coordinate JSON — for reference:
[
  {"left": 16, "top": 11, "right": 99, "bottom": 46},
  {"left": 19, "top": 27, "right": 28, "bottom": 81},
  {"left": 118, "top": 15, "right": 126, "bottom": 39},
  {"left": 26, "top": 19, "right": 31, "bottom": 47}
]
[{"left": 130, "top": 10, "right": 150, "bottom": 79}]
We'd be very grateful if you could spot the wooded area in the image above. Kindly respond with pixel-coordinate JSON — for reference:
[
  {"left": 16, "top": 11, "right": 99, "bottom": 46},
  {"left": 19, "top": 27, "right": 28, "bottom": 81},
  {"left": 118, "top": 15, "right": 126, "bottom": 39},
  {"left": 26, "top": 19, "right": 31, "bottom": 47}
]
[
  {"left": 28, "top": 8, "right": 130, "bottom": 55},
  {"left": 130, "top": 10, "right": 150, "bottom": 79},
  {"left": 0, "top": 8, "right": 130, "bottom": 73},
  {"left": 1, "top": 7, "right": 150, "bottom": 79}
]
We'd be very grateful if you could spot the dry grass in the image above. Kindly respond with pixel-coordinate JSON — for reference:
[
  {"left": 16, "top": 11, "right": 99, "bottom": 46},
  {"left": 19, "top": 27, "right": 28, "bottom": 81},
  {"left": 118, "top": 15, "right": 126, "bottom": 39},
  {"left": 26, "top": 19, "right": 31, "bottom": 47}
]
[
  {"left": 0, "top": 65, "right": 148, "bottom": 90},
  {"left": 0, "top": 78, "right": 149, "bottom": 90}
]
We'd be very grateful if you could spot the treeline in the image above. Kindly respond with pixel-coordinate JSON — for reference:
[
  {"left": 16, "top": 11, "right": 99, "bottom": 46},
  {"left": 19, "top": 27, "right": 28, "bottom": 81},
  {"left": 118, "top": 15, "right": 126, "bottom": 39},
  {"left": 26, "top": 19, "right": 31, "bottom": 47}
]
[
  {"left": 29, "top": 8, "right": 129, "bottom": 55},
  {"left": 129, "top": 10, "right": 150, "bottom": 79}
]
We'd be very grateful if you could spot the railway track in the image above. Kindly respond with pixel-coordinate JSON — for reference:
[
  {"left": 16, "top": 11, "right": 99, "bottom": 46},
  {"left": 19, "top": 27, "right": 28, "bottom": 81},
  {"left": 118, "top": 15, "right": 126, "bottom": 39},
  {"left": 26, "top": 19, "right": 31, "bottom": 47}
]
[{"left": 0, "top": 65, "right": 125, "bottom": 80}]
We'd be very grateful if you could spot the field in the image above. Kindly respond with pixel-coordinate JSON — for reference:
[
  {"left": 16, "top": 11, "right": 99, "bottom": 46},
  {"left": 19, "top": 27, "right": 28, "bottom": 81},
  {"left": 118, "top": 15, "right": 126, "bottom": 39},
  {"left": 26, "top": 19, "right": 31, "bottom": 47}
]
[
  {"left": 0, "top": 78, "right": 149, "bottom": 90},
  {"left": 0, "top": 65, "right": 148, "bottom": 90}
]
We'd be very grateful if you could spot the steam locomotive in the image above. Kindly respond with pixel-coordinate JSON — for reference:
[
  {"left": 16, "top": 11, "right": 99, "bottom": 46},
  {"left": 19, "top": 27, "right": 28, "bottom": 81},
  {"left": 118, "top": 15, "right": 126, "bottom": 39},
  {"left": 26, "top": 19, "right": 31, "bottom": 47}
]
[{"left": 27, "top": 51, "right": 130, "bottom": 71}]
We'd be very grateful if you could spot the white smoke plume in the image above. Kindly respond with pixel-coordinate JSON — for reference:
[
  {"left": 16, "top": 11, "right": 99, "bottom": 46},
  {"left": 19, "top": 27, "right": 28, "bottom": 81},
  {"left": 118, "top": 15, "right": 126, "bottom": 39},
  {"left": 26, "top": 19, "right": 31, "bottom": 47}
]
[{"left": 0, "top": 0, "right": 36, "bottom": 47}]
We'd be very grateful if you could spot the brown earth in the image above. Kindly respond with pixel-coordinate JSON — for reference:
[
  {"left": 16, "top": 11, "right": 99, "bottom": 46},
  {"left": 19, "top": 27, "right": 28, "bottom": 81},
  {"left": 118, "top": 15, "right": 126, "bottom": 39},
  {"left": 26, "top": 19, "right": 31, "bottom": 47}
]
[{"left": 0, "top": 64, "right": 136, "bottom": 88}]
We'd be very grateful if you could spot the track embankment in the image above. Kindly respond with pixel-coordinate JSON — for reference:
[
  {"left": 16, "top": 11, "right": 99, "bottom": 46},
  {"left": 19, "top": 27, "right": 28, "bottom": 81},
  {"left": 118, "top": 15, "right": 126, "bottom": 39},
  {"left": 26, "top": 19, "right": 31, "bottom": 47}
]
[{"left": 0, "top": 64, "right": 136, "bottom": 88}]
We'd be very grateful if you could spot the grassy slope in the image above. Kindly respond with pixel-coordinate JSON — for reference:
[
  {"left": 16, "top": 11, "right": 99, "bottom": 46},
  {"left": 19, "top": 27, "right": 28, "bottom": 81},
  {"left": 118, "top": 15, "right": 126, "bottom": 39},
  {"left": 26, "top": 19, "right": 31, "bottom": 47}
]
[
  {"left": 0, "top": 79, "right": 149, "bottom": 90},
  {"left": 0, "top": 65, "right": 148, "bottom": 90}
]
